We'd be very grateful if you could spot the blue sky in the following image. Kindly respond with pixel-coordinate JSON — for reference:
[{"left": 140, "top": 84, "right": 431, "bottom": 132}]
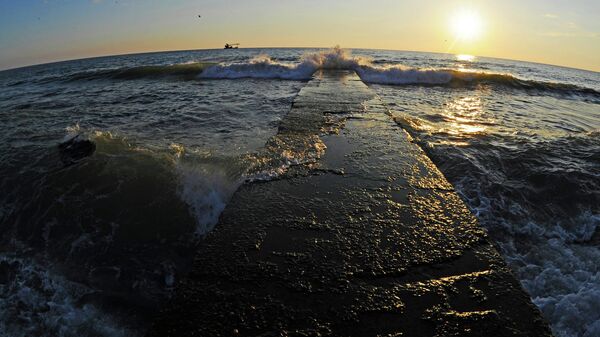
[{"left": 1, "top": 0, "right": 599, "bottom": 71}]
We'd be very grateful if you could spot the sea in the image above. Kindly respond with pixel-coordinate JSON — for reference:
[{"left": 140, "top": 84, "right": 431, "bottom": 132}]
[{"left": 0, "top": 47, "right": 599, "bottom": 337}]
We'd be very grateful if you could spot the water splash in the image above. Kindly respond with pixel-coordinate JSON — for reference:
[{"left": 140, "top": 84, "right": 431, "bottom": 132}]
[{"left": 199, "top": 46, "right": 371, "bottom": 80}]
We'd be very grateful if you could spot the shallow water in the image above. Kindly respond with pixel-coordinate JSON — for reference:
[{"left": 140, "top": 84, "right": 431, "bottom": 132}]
[{"left": 0, "top": 47, "right": 599, "bottom": 336}]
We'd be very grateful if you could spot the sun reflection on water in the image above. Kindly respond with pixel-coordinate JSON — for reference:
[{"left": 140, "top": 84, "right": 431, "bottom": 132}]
[
  {"left": 456, "top": 54, "right": 476, "bottom": 62},
  {"left": 437, "top": 95, "right": 491, "bottom": 142},
  {"left": 395, "top": 93, "right": 495, "bottom": 148}
]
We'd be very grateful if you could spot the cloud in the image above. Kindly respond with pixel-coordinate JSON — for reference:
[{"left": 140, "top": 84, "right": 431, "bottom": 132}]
[
  {"left": 540, "top": 31, "right": 598, "bottom": 38},
  {"left": 539, "top": 16, "right": 598, "bottom": 38}
]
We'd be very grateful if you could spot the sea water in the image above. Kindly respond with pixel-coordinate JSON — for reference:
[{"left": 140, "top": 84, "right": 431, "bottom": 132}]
[{"left": 0, "top": 47, "right": 598, "bottom": 337}]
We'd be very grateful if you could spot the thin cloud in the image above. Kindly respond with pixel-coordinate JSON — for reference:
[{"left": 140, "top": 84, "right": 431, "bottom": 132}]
[
  {"left": 539, "top": 16, "right": 598, "bottom": 38},
  {"left": 540, "top": 31, "right": 598, "bottom": 38}
]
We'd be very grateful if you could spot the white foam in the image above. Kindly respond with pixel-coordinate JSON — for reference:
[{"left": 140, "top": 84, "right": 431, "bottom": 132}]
[
  {"left": 62, "top": 122, "right": 81, "bottom": 142},
  {"left": 0, "top": 255, "right": 134, "bottom": 337},
  {"left": 356, "top": 66, "right": 455, "bottom": 85},
  {"left": 199, "top": 46, "right": 371, "bottom": 80},
  {"left": 199, "top": 47, "right": 594, "bottom": 97},
  {"left": 200, "top": 54, "right": 315, "bottom": 80},
  {"left": 175, "top": 150, "right": 316, "bottom": 234},
  {"left": 300, "top": 46, "right": 371, "bottom": 70},
  {"left": 525, "top": 238, "right": 600, "bottom": 337},
  {"left": 198, "top": 46, "right": 505, "bottom": 86},
  {"left": 197, "top": 46, "right": 501, "bottom": 86},
  {"left": 173, "top": 151, "right": 242, "bottom": 235},
  {"left": 519, "top": 214, "right": 600, "bottom": 337},
  {"left": 459, "top": 179, "right": 600, "bottom": 337}
]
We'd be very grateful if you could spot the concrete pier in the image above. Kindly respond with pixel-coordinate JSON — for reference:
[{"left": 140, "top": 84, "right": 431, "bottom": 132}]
[{"left": 149, "top": 71, "right": 552, "bottom": 336}]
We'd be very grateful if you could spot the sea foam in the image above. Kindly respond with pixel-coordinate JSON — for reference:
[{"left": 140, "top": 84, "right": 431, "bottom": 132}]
[
  {"left": 199, "top": 47, "right": 599, "bottom": 98},
  {"left": 0, "top": 255, "right": 134, "bottom": 337},
  {"left": 175, "top": 158, "right": 242, "bottom": 236},
  {"left": 496, "top": 211, "right": 600, "bottom": 337},
  {"left": 199, "top": 46, "right": 370, "bottom": 80}
]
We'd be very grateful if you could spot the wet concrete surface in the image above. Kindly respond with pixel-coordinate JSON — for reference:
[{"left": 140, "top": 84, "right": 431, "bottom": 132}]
[{"left": 149, "top": 70, "right": 552, "bottom": 336}]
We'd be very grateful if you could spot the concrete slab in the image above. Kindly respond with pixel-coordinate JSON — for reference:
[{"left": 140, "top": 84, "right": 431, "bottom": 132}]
[{"left": 149, "top": 70, "right": 552, "bottom": 337}]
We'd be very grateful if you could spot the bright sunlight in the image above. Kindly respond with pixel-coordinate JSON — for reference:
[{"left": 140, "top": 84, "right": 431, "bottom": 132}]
[{"left": 450, "top": 9, "right": 483, "bottom": 41}]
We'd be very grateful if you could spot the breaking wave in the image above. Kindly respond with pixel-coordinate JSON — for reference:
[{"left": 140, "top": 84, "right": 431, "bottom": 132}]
[
  {"left": 63, "top": 126, "right": 242, "bottom": 236},
  {"left": 63, "top": 62, "right": 215, "bottom": 82},
  {"left": 357, "top": 66, "right": 600, "bottom": 98},
  {"left": 58, "top": 126, "right": 309, "bottom": 236},
  {"left": 46, "top": 47, "right": 598, "bottom": 99},
  {"left": 171, "top": 146, "right": 244, "bottom": 236},
  {"left": 200, "top": 55, "right": 315, "bottom": 80},
  {"left": 199, "top": 46, "right": 371, "bottom": 80},
  {"left": 199, "top": 47, "right": 599, "bottom": 98},
  {"left": 0, "top": 126, "right": 250, "bottom": 336}
]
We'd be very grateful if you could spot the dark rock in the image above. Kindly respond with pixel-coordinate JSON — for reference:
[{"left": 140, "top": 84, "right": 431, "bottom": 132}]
[{"left": 58, "top": 134, "right": 96, "bottom": 165}]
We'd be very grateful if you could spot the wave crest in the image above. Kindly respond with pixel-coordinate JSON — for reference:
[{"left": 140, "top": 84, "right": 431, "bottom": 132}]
[
  {"left": 53, "top": 47, "right": 600, "bottom": 98},
  {"left": 65, "top": 62, "right": 214, "bottom": 82},
  {"left": 358, "top": 66, "right": 600, "bottom": 97},
  {"left": 200, "top": 54, "right": 314, "bottom": 80},
  {"left": 200, "top": 47, "right": 599, "bottom": 98},
  {"left": 199, "top": 46, "right": 371, "bottom": 80}
]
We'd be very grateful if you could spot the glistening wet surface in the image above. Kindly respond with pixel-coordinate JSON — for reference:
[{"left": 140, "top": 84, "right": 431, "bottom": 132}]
[{"left": 149, "top": 71, "right": 552, "bottom": 337}]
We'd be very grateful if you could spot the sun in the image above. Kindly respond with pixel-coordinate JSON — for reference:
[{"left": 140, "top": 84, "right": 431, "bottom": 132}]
[{"left": 450, "top": 9, "right": 483, "bottom": 41}]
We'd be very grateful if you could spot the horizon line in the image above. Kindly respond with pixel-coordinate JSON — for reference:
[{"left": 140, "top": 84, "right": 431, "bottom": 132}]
[{"left": 1, "top": 46, "right": 598, "bottom": 74}]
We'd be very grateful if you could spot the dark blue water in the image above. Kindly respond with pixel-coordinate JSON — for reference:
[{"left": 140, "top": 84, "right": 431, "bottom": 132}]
[{"left": 0, "top": 48, "right": 599, "bottom": 337}]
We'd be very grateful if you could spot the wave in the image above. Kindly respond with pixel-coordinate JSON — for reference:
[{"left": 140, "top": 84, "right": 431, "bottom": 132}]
[
  {"left": 171, "top": 146, "right": 245, "bottom": 235},
  {"left": 64, "top": 62, "right": 215, "bottom": 82},
  {"left": 58, "top": 126, "right": 313, "bottom": 235},
  {"left": 199, "top": 47, "right": 599, "bottom": 99},
  {"left": 357, "top": 66, "right": 600, "bottom": 98},
  {"left": 0, "top": 125, "right": 250, "bottom": 336},
  {"left": 199, "top": 55, "right": 314, "bottom": 80},
  {"left": 1, "top": 120, "right": 325, "bottom": 336},
  {"left": 199, "top": 46, "right": 371, "bottom": 80},
  {"left": 46, "top": 47, "right": 599, "bottom": 99},
  {"left": 68, "top": 127, "right": 245, "bottom": 236},
  {"left": 57, "top": 125, "right": 318, "bottom": 236}
]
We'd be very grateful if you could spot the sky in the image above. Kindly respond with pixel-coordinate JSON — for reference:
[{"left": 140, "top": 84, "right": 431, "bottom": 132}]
[{"left": 0, "top": 0, "right": 599, "bottom": 71}]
